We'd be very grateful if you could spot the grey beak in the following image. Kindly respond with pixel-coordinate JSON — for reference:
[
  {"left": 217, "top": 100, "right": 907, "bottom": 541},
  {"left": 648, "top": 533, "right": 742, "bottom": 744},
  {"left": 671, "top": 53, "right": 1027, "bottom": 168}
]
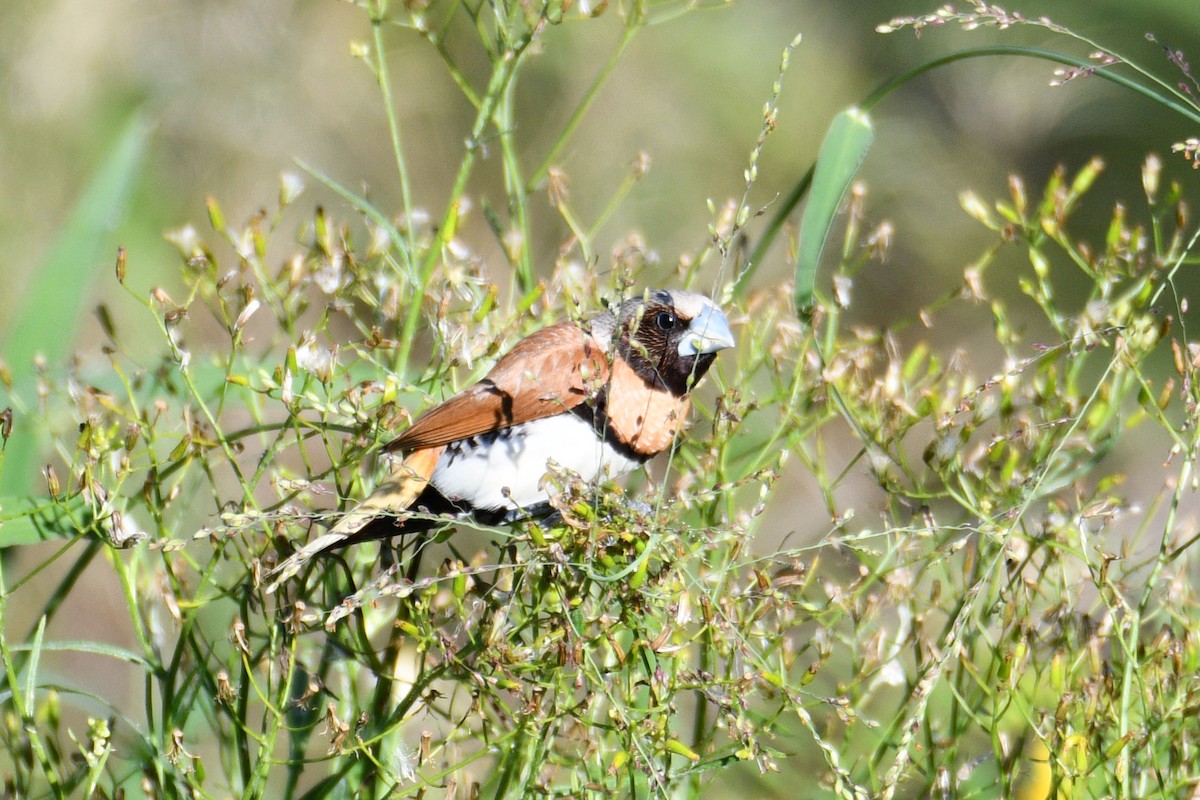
[{"left": 677, "top": 305, "right": 735, "bottom": 357}]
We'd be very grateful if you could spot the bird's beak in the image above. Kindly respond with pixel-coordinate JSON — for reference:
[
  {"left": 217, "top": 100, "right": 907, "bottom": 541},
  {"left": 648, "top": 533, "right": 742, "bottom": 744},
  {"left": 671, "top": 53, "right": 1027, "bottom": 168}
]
[{"left": 678, "top": 305, "right": 735, "bottom": 357}]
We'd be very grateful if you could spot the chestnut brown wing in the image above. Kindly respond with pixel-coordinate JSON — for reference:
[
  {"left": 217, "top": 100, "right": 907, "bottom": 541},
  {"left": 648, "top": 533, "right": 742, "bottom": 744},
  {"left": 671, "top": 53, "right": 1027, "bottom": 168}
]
[{"left": 387, "top": 323, "right": 610, "bottom": 452}]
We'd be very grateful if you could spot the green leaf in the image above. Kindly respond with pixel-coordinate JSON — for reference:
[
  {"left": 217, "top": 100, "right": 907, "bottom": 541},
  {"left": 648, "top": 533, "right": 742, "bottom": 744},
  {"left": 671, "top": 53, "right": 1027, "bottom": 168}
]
[
  {"left": 0, "top": 495, "right": 89, "bottom": 547},
  {"left": 1, "top": 112, "right": 149, "bottom": 495},
  {"left": 794, "top": 107, "right": 873, "bottom": 318}
]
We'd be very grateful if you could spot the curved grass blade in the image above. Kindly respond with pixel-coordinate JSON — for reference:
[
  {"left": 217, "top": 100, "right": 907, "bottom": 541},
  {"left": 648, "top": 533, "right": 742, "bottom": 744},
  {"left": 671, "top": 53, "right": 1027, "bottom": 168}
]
[
  {"left": 795, "top": 107, "right": 873, "bottom": 319},
  {"left": 751, "top": 44, "right": 1189, "bottom": 305},
  {"left": 294, "top": 157, "right": 411, "bottom": 274},
  {"left": 0, "top": 112, "right": 149, "bottom": 495},
  {"left": 25, "top": 616, "right": 46, "bottom": 711},
  {"left": 9, "top": 639, "right": 152, "bottom": 669}
]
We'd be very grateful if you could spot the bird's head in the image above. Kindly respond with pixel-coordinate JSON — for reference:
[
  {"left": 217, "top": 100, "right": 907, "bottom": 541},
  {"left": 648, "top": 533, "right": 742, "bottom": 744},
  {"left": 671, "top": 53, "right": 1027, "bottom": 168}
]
[{"left": 615, "top": 289, "right": 735, "bottom": 396}]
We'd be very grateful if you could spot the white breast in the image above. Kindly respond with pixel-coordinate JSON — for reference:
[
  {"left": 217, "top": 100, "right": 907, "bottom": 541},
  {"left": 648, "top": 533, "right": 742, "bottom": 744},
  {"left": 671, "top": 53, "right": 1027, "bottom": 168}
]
[{"left": 430, "top": 413, "right": 643, "bottom": 511}]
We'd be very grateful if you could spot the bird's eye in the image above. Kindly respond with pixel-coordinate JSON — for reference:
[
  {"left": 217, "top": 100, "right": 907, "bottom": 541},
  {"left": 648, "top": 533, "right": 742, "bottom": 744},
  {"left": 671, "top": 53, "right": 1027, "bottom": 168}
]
[{"left": 655, "top": 311, "right": 676, "bottom": 331}]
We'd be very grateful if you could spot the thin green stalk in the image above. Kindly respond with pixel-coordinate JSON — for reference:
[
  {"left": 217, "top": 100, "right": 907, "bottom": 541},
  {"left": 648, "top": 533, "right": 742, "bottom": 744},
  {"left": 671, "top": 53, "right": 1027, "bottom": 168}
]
[
  {"left": 496, "top": 75, "right": 534, "bottom": 292},
  {"left": 429, "top": 4, "right": 480, "bottom": 109},
  {"left": 1117, "top": 443, "right": 1193, "bottom": 797},
  {"left": 243, "top": 630, "right": 298, "bottom": 800},
  {"left": 150, "top": 301, "right": 258, "bottom": 511},
  {"left": 395, "top": 40, "right": 530, "bottom": 372},
  {"left": 388, "top": 743, "right": 495, "bottom": 797},
  {"left": 3, "top": 525, "right": 89, "bottom": 596},
  {"left": 490, "top": 721, "right": 530, "bottom": 800},
  {"left": 371, "top": 0, "right": 417, "bottom": 272},
  {"left": 20, "top": 539, "right": 100, "bottom": 642},
  {"left": 109, "top": 543, "right": 172, "bottom": 797},
  {"left": 584, "top": 159, "right": 649, "bottom": 246},
  {"left": 526, "top": 15, "right": 643, "bottom": 192},
  {"left": 235, "top": 645, "right": 254, "bottom": 794}
]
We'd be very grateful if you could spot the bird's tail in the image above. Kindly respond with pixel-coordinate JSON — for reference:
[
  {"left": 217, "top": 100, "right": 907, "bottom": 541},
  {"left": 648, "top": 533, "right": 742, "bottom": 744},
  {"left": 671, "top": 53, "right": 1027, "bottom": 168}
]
[{"left": 265, "top": 446, "right": 444, "bottom": 593}]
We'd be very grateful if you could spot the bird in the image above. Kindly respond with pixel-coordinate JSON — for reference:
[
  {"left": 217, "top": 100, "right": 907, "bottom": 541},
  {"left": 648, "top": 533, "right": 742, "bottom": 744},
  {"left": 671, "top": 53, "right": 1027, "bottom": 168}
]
[{"left": 266, "top": 288, "right": 734, "bottom": 590}]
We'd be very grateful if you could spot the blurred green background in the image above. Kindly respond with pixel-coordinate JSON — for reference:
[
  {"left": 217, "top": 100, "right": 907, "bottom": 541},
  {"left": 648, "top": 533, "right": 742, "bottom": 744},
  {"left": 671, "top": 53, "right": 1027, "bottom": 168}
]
[{"left": 4, "top": 0, "right": 1199, "bottom": 347}]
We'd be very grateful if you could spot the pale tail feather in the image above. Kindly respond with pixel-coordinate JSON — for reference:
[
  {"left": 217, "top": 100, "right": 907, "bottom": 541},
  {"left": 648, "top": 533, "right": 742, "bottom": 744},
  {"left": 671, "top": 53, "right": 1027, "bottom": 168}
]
[{"left": 264, "top": 447, "right": 443, "bottom": 593}]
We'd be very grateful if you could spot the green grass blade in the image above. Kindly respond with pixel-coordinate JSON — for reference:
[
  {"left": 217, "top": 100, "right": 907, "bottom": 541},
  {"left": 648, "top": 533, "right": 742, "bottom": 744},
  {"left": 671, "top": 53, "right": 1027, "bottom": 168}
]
[
  {"left": 295, "top": 157, "right": 411, "bottom": 274},
  {"left": 0, "top": 495, "right": 88, "bottom": 547},
  {"left": 10, "top": 639, "right": 152, "bottom": 670},
  {"left": 0, "top": 112, "right": 149, "bottom": 496},
  {"left": 25, "top": 616, "right": 46, "bottom": 711},
  {"left": 795, "top": 107, "right": 873, "bottom": 318}
]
